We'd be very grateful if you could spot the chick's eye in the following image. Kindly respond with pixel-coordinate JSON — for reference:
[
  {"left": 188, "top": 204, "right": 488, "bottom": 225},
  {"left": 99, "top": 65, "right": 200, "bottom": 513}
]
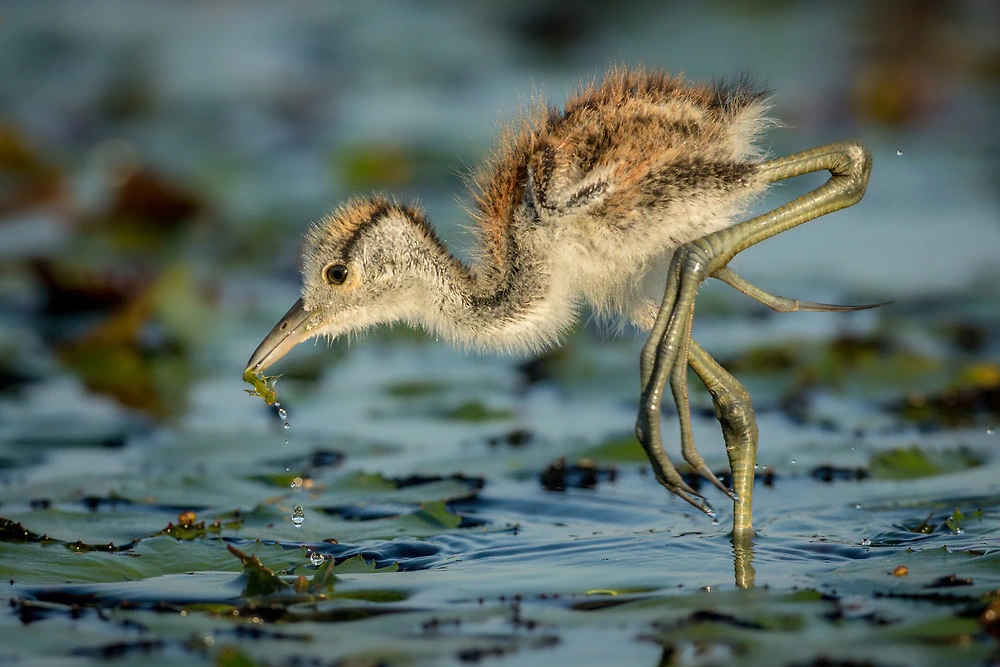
[{"left": 323, "top": 263, "right": 348, "bottom": 285}]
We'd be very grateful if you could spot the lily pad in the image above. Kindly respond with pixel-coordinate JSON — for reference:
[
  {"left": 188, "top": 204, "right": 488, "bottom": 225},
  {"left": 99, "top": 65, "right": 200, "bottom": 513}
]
[
  {"left": 581, "top": 434, "right": 648, "bottom": 462},
  {"left": 869, "top": 445, "right": 983, "bottom": 480},
  {"left": 439, "top": 400, "right": 513, "bottom": 422}
]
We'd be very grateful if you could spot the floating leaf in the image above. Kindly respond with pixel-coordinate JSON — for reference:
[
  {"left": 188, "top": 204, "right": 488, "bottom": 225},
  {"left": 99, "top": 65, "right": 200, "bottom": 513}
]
[
  {"left": 155, "top": 518, "right": 223, "bottom": 541},
  {"left": 332, "top": 555, "right": 398, "bottom": 575},
  {"left": 439, "top": 400, "right": 512, "bottom": 422},
  {"left": 0, "top": 517, "right": 47, "bottom": 543},
  {"left": 869, "top": 446, "right": 983, "bottom": 480},
  {"left": 214, "top": 646, "right": 258, "bottom": 667},
  {"left": 581, "top": 434, "right": 647, "bottom": 462},
  {"left": 944, "top": 507, "right": 982, "bottom": 533},
  {"left": 384, "top": 380, "right": 447, "bottom": 397},
  {"left": 226, "top": 544, "right": 290, "bottom": 597},
  {"left": 408, "top": 500, "right": 462, "bottom": 530},
  {"left": 311, "top": 553, "right": 338, "bottom": 590}
]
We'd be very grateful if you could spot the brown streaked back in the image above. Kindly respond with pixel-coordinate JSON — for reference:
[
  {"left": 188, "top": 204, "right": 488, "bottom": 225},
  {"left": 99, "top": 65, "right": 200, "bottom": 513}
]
[{"left": 470, "top": 67, "right": 771, "bottom": 254}]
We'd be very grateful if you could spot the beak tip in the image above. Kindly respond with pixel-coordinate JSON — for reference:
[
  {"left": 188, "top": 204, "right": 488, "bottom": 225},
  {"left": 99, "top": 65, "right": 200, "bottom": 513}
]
[
  {"left": 245, "top": 298, "right": 311, "bottom": 378},
  {"left": 244, "top": 354, "right": 271, "bottom": 376}
]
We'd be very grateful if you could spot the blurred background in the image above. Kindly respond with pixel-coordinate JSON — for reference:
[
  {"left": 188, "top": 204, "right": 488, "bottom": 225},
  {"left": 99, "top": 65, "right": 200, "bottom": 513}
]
[
  {"left": 2, "top": 3, "right": 1000, "bottom": 663},
  {"left": 0, "top": 0, "right": 997, "bottom": 447}
]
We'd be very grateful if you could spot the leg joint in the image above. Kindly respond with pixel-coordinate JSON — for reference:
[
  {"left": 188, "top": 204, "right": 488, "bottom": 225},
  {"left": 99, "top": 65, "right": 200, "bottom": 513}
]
[
  {"left": 833, "top": 141, "right": 872, "bottom": 199},
  {"left": 678, "top": 241, "right": 712, "bottom": 278},
  {"left": 713, "top": 386, "right": 755, "bottom": 436}
]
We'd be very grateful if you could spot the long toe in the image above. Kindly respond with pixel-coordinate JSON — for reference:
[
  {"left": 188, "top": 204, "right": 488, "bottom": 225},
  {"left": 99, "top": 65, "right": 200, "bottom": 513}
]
[
  {"left": 669, "top": 486, "right": 716, "bottom": 518},
  {"left": 655, "top": 469, "right": 703, "bottom": 500},
  {"left": 794, "top": 298, "right": 894, "bottom": 313},
  {"left": 695, "top": 464, "right": 736, "bottom": 499}
]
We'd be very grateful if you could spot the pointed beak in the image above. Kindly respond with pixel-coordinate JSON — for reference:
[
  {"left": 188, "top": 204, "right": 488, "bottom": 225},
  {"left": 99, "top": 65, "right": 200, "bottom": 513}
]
[{"left": 245, "top": 298, "right": 316, "bottom": 374}]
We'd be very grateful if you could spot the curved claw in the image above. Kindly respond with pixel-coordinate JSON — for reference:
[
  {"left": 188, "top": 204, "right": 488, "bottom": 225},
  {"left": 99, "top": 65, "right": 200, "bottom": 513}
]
[
  {"left": 792, "top": 299, "right": 894, "bottom": 313},
  {"left": 653, "top": 468, "right": 702, "bottom": 501},
  {"left": 653, "top": 470, "right": 715, "bottom": 517},
  {"left": 669, "top": 485, "right": 716, "bottom": 518}
]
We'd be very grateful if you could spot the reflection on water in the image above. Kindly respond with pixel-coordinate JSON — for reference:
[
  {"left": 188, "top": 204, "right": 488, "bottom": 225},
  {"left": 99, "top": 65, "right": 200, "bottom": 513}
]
[{"left": 0, "top": 1, "right": 998, "bottom": 664}]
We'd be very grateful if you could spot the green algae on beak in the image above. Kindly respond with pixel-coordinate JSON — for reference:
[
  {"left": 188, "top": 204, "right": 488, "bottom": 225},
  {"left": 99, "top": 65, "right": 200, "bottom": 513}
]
[
  {"left": 244, "top": 298, "right": 317, "bottom": 405},
  {"left": 242, "top": 368, "right": 279, "bottom": 405}
]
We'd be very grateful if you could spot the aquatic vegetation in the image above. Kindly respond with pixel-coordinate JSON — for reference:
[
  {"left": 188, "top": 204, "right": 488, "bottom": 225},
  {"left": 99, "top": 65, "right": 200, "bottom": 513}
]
[
  {"left": 242, "top": 368, "right": 279, "bottom": 405},
  {"left": 439, "top": 400, "right": 513, "bottom": 422},
  {"left": 1, "top": 4, "right": 998, "bottom": 665},
  {"left": 869, "top": 445, "right": 983, "bottom": 480}
]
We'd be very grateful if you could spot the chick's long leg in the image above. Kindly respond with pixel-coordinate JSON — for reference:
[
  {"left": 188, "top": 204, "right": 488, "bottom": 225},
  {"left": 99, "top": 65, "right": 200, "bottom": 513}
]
[
  {"left": 688, "top": 339, "right": 758, "bottom": 535},
  {"left": 635, "top": 141, "right": 872, "bottom": 530},
  {"left": 670, "top": 302, "right": 735, "bottom": 498},
  {"left": 636, "top": 262, "right": 709, "bottom": 513},
  {"left": 636, "top": 251, "right": 714, "bottom": 514}
]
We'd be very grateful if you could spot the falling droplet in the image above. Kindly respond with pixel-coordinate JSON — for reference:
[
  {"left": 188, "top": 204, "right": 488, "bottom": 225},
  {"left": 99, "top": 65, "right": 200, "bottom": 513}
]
[
  {"left": 310, "top": 552, "right": 326, "bottom": 566},
  {"left": 291, "top": 505, "right": 305, "bottom": 527},
  {"left": 896, "top": 150, "right": 903, "bottom": 156},
  {"left": 283, "top": 422, "right": 290, "bottom": 430},
  {"left": 790, "top": 459, "right": 796, "bottom": 464},
  {"left": 278, "top": 408, "right": 288, "bottom": 420},
  {"left": 860, "top": 538, "right": 871, "bottom": 548},
  {"left": 290, "top": 477, "right": 303, "bottom": 489}
]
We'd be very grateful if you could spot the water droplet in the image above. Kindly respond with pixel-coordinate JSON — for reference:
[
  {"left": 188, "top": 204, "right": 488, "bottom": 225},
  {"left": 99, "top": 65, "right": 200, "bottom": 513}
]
[
  {"left": 954, "top": 527, "right": 965, "bottom": 535},
  {"left": 310, "top": 552, "right": 326, "bottom": 566},
  {"left": 988, "top": 428, "right": 994, "bottom": 435},
  {"left": 290, "top": 477, "right": 303, "bottom": 489},
  {"left": 860, "top": 538, "right": 871, "bottom": 548},
  {"left": 896, "top": 150, "right": 903, "bottom": 156},
  {"left": 283, "top": 422, "right": 290, "bottom": 430},
  {"left": 790, "top": 459, "right": 796, "bottom": 464},
  {"left": 278, "top": 408, "right": 288, "bottom": 420},
  {"left": 284, "top": 439, "right": 289, "bottom": 445},
  {"left": 291, "top": 506, "right": 305, "bottom": 527}
]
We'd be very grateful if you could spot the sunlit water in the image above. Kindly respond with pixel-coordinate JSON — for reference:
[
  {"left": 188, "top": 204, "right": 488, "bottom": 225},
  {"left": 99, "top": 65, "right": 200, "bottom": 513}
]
[{"left": 0, "top": 2, "right": 998, "bottom": 665}]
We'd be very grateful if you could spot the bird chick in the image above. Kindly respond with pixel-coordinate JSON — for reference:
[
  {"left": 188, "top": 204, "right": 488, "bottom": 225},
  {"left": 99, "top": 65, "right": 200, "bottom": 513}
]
[{"left": 246, "top": 67, "right": 873, "bottom": 535}]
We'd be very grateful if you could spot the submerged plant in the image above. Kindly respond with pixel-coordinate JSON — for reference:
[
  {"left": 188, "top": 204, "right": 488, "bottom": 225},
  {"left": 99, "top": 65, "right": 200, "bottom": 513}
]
[{"left": 243, "top": 368, "right": 279, "bottom": 405}]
